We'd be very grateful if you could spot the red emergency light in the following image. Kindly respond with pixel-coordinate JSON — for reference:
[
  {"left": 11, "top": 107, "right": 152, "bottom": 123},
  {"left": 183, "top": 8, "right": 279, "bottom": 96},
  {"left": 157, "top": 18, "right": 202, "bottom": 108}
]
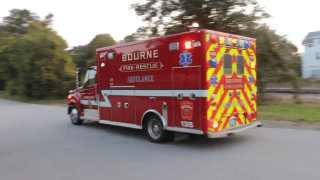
[{"left": 210, "top": 35, "right": 217, "bottom": 44}]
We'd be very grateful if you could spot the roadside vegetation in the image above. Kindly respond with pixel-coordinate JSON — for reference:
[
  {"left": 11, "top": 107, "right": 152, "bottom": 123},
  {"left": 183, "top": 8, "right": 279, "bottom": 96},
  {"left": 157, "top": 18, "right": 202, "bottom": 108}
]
[
  {"left": 267, "top": 78, "right": 320, "bottom": 89},
  {"left": 258, "top": 95, "right": 320, "bottom": 122},
  {"left": 0, "top": 91, "right": 66, "bottom": 106}
]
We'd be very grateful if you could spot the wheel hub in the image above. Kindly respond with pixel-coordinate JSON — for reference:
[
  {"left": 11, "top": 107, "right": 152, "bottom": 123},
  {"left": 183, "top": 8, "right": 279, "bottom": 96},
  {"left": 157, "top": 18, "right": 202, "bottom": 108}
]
[{"left": 148, "top": 119, "right": 162, "bottom": 139}]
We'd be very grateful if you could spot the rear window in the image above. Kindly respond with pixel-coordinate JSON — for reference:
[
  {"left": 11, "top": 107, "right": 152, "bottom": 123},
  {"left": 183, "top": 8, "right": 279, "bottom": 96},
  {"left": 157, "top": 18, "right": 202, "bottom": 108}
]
[
  {"left": 223, "top": 54, "right": 232, "bottom": 75},
  {"left": 237, "top": 55, "right": 244, "bottom": 75}
]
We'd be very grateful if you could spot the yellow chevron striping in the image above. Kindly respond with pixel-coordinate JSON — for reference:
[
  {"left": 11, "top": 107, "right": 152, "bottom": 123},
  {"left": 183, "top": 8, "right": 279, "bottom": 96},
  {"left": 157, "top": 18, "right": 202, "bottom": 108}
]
[{"left": 206, "top": 44, "right": 216, "bottom": 62}]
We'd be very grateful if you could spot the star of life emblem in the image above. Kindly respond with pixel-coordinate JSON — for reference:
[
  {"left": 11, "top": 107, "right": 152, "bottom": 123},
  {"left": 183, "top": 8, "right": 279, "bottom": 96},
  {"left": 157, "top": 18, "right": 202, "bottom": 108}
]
[
  {"left": 211, "top": 75, "right": 218, "bottom": 87},
  {"left": 179, "top": 51, "right": 192, "bottom": 67},
  {"left": 249, "top": 75, "right": 254, "bottom": 85}
]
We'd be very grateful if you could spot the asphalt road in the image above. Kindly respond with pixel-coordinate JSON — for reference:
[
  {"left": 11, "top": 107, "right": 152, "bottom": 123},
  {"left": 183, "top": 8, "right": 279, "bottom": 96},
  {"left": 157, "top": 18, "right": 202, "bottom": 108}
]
[{"left": 1, "top": 98, "right": 320, "bottom": 180}]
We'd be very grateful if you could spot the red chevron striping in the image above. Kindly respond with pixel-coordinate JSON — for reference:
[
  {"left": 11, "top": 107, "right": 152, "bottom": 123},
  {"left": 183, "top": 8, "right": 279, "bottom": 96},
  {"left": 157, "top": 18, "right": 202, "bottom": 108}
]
[
  {"left": 232, "top": 54, "right": 236, "bottom": 63},
  {"left": 244, "top": 62, "right": 257, "bottom": 84},
  {"left": 244, "top": 78, "right": 257, "bottom": 99},
  {"left": 209, "top": 90, "right": 229, "bottom": 120},
  {"left": 236, "top": 115, "right": 243, "bottom": 125},
  {"left": 221, "top": 116, "right": 231, "bottom": 130},
  {"left": 234, "top": 96, "right": 248, "bottom": 124},
  {"left": 207, "top": 76, "right": 225, "bottom": 109},
  {"left": 215, "top": 93, "right": 235, "bottom": 119},
  {"left": 240, "top": 89, "right": 255, "bottom": 112}
]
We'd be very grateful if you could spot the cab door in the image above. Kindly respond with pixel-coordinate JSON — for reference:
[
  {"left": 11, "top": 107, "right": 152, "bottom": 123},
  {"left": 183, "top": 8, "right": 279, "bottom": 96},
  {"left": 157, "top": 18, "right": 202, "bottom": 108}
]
[
  {"left": 173, "top": 66, "right": 201, "bottom": 130},
  {"left": 80, "top": 68, "right": 99, "bottom": 120}
]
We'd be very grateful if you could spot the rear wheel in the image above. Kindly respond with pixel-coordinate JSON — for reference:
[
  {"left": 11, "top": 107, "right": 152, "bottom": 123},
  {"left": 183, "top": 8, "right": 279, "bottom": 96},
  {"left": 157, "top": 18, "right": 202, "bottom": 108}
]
[
  {"left": 146, "top": 116, "right": 167, "bottom": 143},
  {"left": 70, "top": 106, "right": 83, "bottom": 125}
]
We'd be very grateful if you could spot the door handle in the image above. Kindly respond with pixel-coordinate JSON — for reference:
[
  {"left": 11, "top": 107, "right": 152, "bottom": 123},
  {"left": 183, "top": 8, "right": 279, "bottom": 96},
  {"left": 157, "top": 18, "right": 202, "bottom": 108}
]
[
  {"left": 189, "top": 93, "right": 196, "bottom": 100},
  {"left": 177, "top": 93, "right": 183, "bottom": 100},
  {"left": 125, "top": 103, "right": 129, "bottom": 108},
  {"left": 117, "top": 102, "right": 121, "bottom": 108}
]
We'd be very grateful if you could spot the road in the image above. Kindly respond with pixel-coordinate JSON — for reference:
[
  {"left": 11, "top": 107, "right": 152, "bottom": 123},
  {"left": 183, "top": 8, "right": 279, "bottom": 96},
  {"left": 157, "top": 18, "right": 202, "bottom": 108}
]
[{"left": 0, "top": 98, "right": 320, "bottom": 180}]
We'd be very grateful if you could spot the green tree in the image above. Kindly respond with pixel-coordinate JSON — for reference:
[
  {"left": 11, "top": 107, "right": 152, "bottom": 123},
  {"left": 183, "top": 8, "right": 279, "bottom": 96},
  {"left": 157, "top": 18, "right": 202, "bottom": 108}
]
[
  {"left": 2, "top": 9, "right": 39, "bottom": 34},
  {"left": 0, "top": 30, "right": 20, "bottom": 90},
  {"left": 130, "top": 0, "right": 269, "bottom": 38},
  {"left": 130, "top": 0, "right": 299, "bottom": 101},
  {"left": 6, "top": 22, "right": 75, "bottom": 99},
  {"left": 71, "top": 34, "right": 116, "bottom": 69}
]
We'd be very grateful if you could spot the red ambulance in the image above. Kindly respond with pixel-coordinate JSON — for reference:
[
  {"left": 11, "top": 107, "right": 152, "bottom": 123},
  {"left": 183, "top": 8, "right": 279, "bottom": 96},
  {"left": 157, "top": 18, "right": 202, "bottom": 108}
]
[{"left": 67, "top": 29, "right": 261, "bottom": 143}]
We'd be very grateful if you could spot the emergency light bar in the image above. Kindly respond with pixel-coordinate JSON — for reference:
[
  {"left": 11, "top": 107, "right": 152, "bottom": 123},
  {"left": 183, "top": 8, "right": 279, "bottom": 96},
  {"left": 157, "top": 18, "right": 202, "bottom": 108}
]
[
  {"left": 244, "top": 41, "right": 250, "bottom": 48},
  {"left": 225, "top": 38, "right": 232, "bottom": 46},
  {"left": 219, "top": 37, "right": 225, "bottom": 45}
]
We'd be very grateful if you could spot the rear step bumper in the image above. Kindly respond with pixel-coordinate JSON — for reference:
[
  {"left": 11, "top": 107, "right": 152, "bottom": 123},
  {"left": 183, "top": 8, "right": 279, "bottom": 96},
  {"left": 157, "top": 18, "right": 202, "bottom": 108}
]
[{"left": 207, "top": 121, "right": 262, "bottom": 138}]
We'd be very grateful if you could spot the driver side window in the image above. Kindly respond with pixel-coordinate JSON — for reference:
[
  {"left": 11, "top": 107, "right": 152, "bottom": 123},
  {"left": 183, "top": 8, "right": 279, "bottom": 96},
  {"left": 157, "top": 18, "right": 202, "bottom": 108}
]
[
  {"left": 88, "top": 70, "right": 96, "bottom": 86},
  {"left": 83, "top": 69, "right": 96, "bottom": 88}
]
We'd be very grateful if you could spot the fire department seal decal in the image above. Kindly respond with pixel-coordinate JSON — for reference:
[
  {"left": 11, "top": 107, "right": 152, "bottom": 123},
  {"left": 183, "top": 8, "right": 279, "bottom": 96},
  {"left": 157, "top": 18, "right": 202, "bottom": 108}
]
[
  {"left": 179, "top": 51, "right": 192, "bottom": 67},
  {"left": 180, "top": 101, "right": 194, "bottom": 120}
]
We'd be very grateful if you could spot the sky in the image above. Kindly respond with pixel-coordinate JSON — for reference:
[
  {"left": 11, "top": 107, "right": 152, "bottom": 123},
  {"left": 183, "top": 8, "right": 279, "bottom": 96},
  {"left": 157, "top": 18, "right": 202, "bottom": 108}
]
[{"left": 0, "top": 0, "right": 319, "bottom": 53}]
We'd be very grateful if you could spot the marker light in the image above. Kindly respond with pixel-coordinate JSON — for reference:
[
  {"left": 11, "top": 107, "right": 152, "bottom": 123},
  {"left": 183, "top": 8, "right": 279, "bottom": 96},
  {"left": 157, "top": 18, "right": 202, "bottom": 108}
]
[
  {"left": 219, "top": 37, "right": 225, "bottom": 45},
  {"left": 68, "top": 95, "right": 72, "bottom": 99},
  {"left": 185, "top": 41, "right": 192, "bottom": 49},
  {"left": 232, "top": 39, "right": 237, "bottom": 45},
  {"left": 250, "top": 42, "right": 255, "bottom": 49},
  {"left": 244, "top": 41, "right": 250, "bottom": 48},
  {"left": 210, "top": 35, "right": 217, "bottom": 44},
  {"left": 100, "top": 53, "right": 106, "bottom": 60},
  {"left": 225, "top": 38, "right": 232, "bottom": 46},
  {"left": 209, "top": 59, "right": 217, "bottom": 68},
  {"left": 211, "top": 94, "right": 216, "bottom": 99},
  {"left": 237, "top": 40, "right": 245, "bottom": 48},
  {"left": 250, "top": 61, "right": 256, "bottom": 69},
  {"left": 213, "top": 121, "right": 219, "bottom": 128}
]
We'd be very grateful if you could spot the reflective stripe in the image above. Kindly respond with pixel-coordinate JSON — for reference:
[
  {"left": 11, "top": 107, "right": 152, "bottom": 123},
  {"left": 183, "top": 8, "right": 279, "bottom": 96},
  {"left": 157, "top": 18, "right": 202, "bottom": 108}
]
[
  {"left": 111, "top": 90, "right": 207, "bottom": 97},
  {"left": 100, "top": 90, "right": 112, "bottom": 108},
  {"left": 98, "top": 89, "right": 207, "bottom": 108}
]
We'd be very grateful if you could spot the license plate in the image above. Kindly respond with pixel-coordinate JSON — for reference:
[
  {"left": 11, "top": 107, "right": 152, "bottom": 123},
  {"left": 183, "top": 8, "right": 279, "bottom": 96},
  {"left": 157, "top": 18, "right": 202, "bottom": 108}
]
[{"left": 229, "top": 118, "right": 236, "bottom": 126}]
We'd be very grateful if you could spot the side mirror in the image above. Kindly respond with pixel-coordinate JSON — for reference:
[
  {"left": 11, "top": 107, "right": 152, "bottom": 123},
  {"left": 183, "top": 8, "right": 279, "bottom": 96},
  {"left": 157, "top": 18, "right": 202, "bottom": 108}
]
[{"left": 76, "top": 68, "right": 82, "bottom": 88}]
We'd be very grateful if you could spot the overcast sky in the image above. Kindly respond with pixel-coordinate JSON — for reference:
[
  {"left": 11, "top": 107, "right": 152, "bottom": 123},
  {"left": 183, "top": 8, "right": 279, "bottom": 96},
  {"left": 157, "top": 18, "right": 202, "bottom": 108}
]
[{"left": 0, "top": 0, "right": 318, "bottom": 53}]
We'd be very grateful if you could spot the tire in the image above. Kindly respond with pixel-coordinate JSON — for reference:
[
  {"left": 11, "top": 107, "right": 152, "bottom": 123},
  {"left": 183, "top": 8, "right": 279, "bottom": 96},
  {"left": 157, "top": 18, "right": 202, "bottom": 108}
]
[
  {"left": 70, "top": 105, "right": 83, "bottom": 125},
  {"left": 145, "top": 115, "right": 168, "bottom": 143}
]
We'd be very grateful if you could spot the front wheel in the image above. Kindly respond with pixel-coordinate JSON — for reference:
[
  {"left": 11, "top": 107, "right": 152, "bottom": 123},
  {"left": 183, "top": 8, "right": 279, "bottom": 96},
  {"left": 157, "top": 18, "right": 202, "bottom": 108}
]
[
  {"left": 70, "top": 106, "right": 83, "bottom": 125},
  {"left": 145, "top": 116, "right": 168, "bottom": 143}
]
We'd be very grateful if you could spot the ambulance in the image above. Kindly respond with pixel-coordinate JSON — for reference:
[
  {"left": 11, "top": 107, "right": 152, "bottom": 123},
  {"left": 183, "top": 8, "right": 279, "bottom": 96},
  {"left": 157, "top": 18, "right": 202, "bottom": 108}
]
[{"left": 67, "top": 29, "right": 262, "bottom": 143}]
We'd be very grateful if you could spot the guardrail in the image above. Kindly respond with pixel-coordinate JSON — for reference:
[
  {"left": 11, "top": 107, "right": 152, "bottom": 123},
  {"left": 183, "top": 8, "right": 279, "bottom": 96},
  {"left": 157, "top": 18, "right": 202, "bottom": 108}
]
[{"left": 265, "top": 88, "right": 320, "bottom": 94}]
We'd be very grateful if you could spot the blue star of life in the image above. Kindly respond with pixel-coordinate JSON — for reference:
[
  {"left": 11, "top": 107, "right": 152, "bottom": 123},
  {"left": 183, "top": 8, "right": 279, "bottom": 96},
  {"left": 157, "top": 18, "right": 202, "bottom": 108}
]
[
  {"left": 179, "top": 51, "right": 192, "bottom": 67},
  {"left": 249, "top": 76, "right": 254, "bottom": 85},
  {"left": 211, "top": 76, "right": 218, "bottom": 87}
]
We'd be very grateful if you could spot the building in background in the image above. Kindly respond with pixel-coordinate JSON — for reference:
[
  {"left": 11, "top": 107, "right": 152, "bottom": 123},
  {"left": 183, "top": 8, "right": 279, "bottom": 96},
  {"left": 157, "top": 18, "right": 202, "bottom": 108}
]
[{"left": 302, "top": 31, "right": 320, "bottom": 78}]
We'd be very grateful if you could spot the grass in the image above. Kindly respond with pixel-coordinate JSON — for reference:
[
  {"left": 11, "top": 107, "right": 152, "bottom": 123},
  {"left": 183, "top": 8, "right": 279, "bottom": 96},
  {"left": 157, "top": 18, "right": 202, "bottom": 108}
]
[
  {"left": 258, "top": 102, "right": 320, "bottom": 122},
  {"left": 0, "top": 91, "right": 67, "bottom": 106}
]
